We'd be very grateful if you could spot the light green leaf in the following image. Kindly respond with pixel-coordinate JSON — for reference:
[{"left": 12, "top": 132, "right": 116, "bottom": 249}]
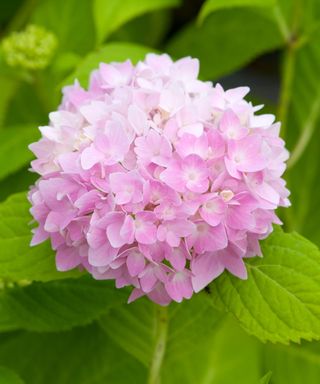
[
  {"left": 198, "top": 0, "right": 276, "bottom": 24},
  {"left": 0, "top": 167, "right": 36, "bottom": 203},
  {"left": 163, "top": 317, "right": 261, "bottom": 384},
  {"left": 0, "top": 76, "right": 18, "bottom": 128},
  {"left": 62, "top": 42, "right": 153, "bottom": 88},
  {"left": 0, "top": 124, "right": 39, "bottom": 182},
  {"left": 0, "top": 366, "right": 24, "bottom": 384},
  {"left": 109, "top": 10, "right": 171, "bottom": 48},
  {"left": 284, "top": 28, "right": 320, "bottom": 246},
  {"left": 209, "top": 227, "right": 320, "bottom": 343},
  {"left": 260, "top": 371, "right": 272, "bottom": 384},
  {"left": 264, "top": 341, "right": 320, "bottom": 383},
  {"left": 4, "top": 82, "right": 47, "bottom": 126},
  {"left": 32, "top": 0, "right": 95, "bottom": 54},
  {"left": 99, "top": 293, "right": 260, "bottom": 383},
  {"left": 99, "top": 293, "right": 222, "bottom": 367},
  {"left": 167, "top": 8, "right": 284, "bottom": 80},
  {"left": 0, "top": 192, "right": 80, "bottom": 282},
  {"left": 93, "top": 0, "right": 180, "bottom": 44},
  {"left": 0, "top": 323, "right": 147, "bottom": 384},
  {"left": 0, "top": 277, "right": 127, "bottom": 332}
]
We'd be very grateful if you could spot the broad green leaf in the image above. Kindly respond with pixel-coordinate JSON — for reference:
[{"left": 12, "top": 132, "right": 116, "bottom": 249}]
[
  {"left": 0, "top": 76, "right": 18, "bottom": 128},
  {"left": 62, "top": 42, "right": 153, "bottom": 88},
  {"left": 0, "top": 366, "right": 24, "bottom": 384},
  {"left": 284, "top": 28, "right": 320, "bottom": 246},
  {"left": 99, "top": 293, "right": 222, "bottom": 367},
  {"left": 5, "top": 82, "right": 47, "bottom": 126},
  {"left": 167, "top": 8, "right": 284, "bottom": 80},
  {"left": 109, "top": 10, "right": 171, "bottom": 48},
  {"left": 0, "top": 324, "right": 146, "bottom": 384},
  {"left": 99, "top": 293, "right": 261, "bottom": 383},
  {"left": 0, "top": 192, "right": 80, "bottom": 282},
  {"left": 209, "top": 227, "right": 320, "bottom": 343},
  {"left": 0, "top": 124, "right": 39, "bottom": 181},
  {"left": 259, "top": 371, "right": 272, "bottom": 384},
  {"left": 263, "top": 341, "right": 320, "bottom": 383},
  {"left": 0, "top": 277, "right": 127, "bottom": 332},
  {"left": 32, "top": 0, "right": 95, "bottom": 54},
  {"left": 0, "top": 167, "right": 37, "bottom": 203},
  {"left": 93, "top": 0, "right": 180, "bottom": 44},
  {"left": 198, "top": 0, "right": 276, "bottom": 24},
  {"left": 163, "top": 317, "right": 261, "bottom": 384}
]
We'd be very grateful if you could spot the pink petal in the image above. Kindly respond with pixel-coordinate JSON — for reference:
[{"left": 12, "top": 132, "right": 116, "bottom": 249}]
[
  {"left": 165, "top": 271, "right": 193, "bottom": 302},
  {"left": 126, "top": 250, "right": 146, "bottom": 276},
  {"left": 56, "top": 246, "right": 81, "bottom": 271},
  {"left": 191, "top": 253, "right": 224, "bottom": 292},
  {"left": 81, "top": 144, "right": 102, "bottom": 170}
]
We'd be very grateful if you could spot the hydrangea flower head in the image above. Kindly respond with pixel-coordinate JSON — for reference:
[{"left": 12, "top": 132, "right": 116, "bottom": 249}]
[{"left": 29, "top": 54, "right": 290, "bottom": 305}]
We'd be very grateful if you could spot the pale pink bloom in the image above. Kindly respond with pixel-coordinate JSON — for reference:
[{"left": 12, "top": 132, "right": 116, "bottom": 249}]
[
  {"left": 199, "top": 194, "right": 226, "bottom": 226},
  {"left": 219, "top": 109, "right": 248, "bottom": 139},
  {"left": 157, "top": 219, "right": 196, "bottom": 247},
  {"left": 160, "top": 155, "right": 209, "bottom": 193},
  {"left": 165, "top": 270, "right": 193, "bottom": 302},
  {"left": 225, "top": 135, "right": 267, "bottom": 178},
  {"left": 135, "top": 130, "right": 172, "bottom": 166},
  {"left": 191, "top": 252, "right": 225, "bottom": 292},
  {"left": 176, "top": 105, "right": 204, "bottom": 137},
  {"left": 29, "top": 53, "right": 289, "bottom": 305},
  {"left": 128, "top": 104, "right": 149, "bottom": 136},
  {"left": 99, "top": 60, "right": 133, "bottom": 88},
  {"left": 187, "top": 221, "right": 228, "bottom": 254},
  {"left": 120, "top": 212, "right": 158, "bottom": 245},
  {"left": 175, "top": 133, "right": 208, "bottom": 159},
  {"left": 81, "top": 121, "right": 130, "bottom": 169},
  {"left": 126, "top": 248, "right": 146, "bottom": 277},
  {"left": 109, "top": 170, "right": 144, "bottom": 205}
]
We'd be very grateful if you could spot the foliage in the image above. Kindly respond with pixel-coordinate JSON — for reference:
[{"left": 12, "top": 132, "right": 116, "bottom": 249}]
[{"left": 1, "top": 0, "right": 320, "bottom": 383}]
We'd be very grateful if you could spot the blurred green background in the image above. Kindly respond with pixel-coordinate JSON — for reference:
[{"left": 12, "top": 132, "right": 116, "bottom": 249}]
[{"left": 0, "top": 0, "right": 320, "bottom": 383}]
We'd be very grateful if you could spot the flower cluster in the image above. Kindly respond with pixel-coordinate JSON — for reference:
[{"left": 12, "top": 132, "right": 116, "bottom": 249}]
[
  {"left": 2, "top": 24, "right": 57, "bottom": 70},
  {"left": 29, "top": 54, "right": 290, "bottom": 305}
]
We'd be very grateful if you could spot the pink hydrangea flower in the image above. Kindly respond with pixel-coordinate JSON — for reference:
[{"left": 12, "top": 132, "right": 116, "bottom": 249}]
[{"left": 28, "top": 54, "right": 290, "bottom": 305}]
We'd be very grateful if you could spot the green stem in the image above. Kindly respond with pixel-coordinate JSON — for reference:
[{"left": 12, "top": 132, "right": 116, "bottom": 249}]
[
  {"left": 148, "top": 305, "right": 168, "bottom": 384},
  {"left": 287, "top": 96, "right": 320, "bottom": 168}
]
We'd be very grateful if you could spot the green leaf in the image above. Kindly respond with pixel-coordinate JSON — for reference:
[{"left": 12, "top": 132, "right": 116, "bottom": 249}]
[
  {"left": 166, "top": 8, "right": 284, "bottom": 80},
  {"left": 99, "top": 293, "right": 260, "bottom": 383},
  {"left": 0, "top": 124, "right": 39, "bottom": 181},
  {"left": 163, "top": 317, "right": 261, "bottom": 384},
  {"left": 0, "top": 75, "right": 18, "bottom": 128},
  {"left": 0, "top": 168, "right": 37, "bottom": 203},
  {"left": 284, "top": 28, "right": 320, "bottom": 246},
  {"left": 0, "top": 277, "right": 127, "bottom": 332},
  {"left": 198, "top": 0, "right": 276, "bottom": 24},
  {"left": 263, "top": 341, "right": 320, "bottom": 383},
  {"left": 93, "top": 0, "right": 180, "bottom": 44},
  {"left": 260, "top": 371, "right": 272, "bottom": 384},
  {"left": 0, "top": 323, "right": 147, "bottom": 384},
  {"left": 4, "top": 82, "right": 47, "bottom": 126},
  {"left": 209, "top": 227, "right": 320, "bottom": 343},
  {"left": 99, "top": 293, "right": 222, "bottom": 367},
  {"left": 109, "top": 10, "right": 171, "bottom": 48},
  {"left": 0, "top": 366, "right": 24, "bottom": 384},
  {"left": 32, "top": 0, "right": 95, "bottom": 54},
  {"left": 0, "top": 192, "right": 80, "bottom": 282},
  {"left": 62, "top": 42, "right": 153, "bottom": 88}
]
